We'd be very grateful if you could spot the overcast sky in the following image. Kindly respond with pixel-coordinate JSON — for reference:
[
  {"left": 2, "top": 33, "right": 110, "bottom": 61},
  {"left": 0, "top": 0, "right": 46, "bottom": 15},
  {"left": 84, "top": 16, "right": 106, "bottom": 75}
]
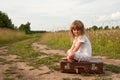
[{"left": 0, "top": 0, "right": 120, "bottom": 31}]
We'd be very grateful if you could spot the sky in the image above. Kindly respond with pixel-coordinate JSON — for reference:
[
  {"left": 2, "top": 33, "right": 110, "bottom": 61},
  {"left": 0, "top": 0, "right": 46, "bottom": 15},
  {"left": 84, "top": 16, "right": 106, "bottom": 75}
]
[{"left": 0, "top": 0, "right": 120, "bottom": 31}]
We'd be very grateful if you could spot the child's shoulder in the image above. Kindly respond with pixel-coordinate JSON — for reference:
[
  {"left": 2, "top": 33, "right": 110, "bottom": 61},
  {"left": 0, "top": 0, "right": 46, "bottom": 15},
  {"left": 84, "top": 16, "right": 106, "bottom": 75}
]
[{"left": 78, "top": 34, "right": 86, "bottom": 39}]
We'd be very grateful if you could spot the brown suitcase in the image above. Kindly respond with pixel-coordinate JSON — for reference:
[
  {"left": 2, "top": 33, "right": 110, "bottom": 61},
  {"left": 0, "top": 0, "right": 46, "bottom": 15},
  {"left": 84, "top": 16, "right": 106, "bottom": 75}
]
[{"left": 60, "top": 58, "right": 103, "bottom": 74}]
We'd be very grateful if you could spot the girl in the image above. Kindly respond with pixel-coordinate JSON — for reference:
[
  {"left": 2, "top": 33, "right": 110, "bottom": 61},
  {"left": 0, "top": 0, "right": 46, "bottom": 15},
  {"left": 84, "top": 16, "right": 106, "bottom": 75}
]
[{"left": 66, "top": 20, "right": 92, "bottom": 62}]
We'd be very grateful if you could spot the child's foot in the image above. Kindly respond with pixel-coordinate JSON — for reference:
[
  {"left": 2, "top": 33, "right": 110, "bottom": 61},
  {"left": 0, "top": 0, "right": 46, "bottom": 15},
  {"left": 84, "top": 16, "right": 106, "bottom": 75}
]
[{"left": 67, "top": 59, "right": 74, "bottom": 63}]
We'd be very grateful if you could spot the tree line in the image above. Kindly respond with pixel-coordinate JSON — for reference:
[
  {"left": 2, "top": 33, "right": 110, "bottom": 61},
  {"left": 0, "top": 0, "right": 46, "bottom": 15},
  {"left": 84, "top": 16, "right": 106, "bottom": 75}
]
[
  {"left": 0, "top": 11, "right": 120, "bottom": 33},
  {"left": 0, "top": 11, "right": 31, "bottom": 34},
  {"left": 87, "top": 25, "right": 120, "bottom": 30}
]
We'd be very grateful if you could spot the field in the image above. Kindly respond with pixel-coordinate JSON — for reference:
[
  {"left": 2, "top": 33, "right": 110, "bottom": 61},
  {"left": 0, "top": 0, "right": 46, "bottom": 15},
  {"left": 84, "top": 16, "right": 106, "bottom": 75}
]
[
  {"left": 39, "top": 29, "right": 120, "bottom": 59},
  {"left": 0, "top": 28, "right": 120, "bottom": 80},
  {"left": 0, "top": 28, "right": 27, "bottom": 47}
]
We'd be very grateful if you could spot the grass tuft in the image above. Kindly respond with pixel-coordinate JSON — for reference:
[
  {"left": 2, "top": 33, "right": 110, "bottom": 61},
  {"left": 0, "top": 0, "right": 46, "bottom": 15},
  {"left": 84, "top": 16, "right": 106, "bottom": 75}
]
[{"left": 104, "top": 64, "right": 120, "bottom": 73}]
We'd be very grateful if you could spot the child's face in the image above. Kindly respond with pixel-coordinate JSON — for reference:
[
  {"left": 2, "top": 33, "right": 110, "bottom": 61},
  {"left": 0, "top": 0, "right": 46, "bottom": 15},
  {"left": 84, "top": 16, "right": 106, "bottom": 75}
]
[{"left": 72, "top": 29, "right": 80, "bottom": 36}]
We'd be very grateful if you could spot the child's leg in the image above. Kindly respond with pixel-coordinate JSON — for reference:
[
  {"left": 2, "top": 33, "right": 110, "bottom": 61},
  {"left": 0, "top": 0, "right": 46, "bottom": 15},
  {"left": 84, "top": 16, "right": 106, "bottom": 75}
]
[{"left": 74, "top": 52, "right": 91, "bottom": 62}]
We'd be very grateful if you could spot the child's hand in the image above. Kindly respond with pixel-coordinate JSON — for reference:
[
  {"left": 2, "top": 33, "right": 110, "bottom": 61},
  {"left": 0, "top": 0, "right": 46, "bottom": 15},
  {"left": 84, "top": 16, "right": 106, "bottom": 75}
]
[
  {"left": 67, "top": 52, "right": 74, "bottom": 62},
  {"left": 67, "top": 55, "right": 75, "bottom": 62}
]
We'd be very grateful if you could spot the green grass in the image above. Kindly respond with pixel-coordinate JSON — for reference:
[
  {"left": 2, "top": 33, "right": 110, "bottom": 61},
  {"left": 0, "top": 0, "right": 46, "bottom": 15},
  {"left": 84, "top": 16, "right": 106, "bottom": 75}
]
[
  {"left": 1, "top": 28, "right": 120, "bottom": 79},
  {"left": 39, "top": 30, "right": 120, "bottom": 59},
  {"left": 63, "top": 78, "right": 81, "bottom": 80},
  {"left": 3, "top": 78, "right": 14, "bottom": 80},
  {"left": 94, "top": 77, "right": 112, "bottom": 80},
  {"left": 79, "top": 63, "right": 120, "bottom": 77},
  {"left": 0, "top": 57, "right": 6, "bottom": 62},
  {"left": 104, "top": 64, "right": 120, "bottom": 73},
  {"left": 72, "top": 78, "right": 81, "bottom": 80},
  {"left": 39, "top": 32, "right": 72, "bottom": 51},
  {"left": 30, "top": 54, "right": 63, "bottom": 69},
  {"left": 4, "top": 67, "right": 17, "bottom": 75},
  {"left": 88, "top": 30, "right": 120, "bottom": 59},
  {"left": 63, "top": 78, "right": 71, "bottom": 80},
  {"left": 7, "top": 33, "right": 48, "bottom": 68},
  {"left": 8, "top": 33, "right": 63, "bottom": 70},
  {"left": 49, "top": 65, "right": 60, "bottom": 71},
  {"left": 16, "top": 74, "right": 24, "bottom": 79},
  {"left": 0, "top": 57, "right": 12, "bottom": 65},
  {"left": 8, "top": 37, "right": 41, "bottom": 59},
  {"left": 0, "top": 28, "right": 28, "bottom": 46}
]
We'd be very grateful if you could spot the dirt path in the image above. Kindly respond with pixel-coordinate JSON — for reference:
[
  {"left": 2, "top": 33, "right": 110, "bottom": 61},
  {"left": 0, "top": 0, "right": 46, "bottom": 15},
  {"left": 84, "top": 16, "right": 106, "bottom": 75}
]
[
  {"left": 0, "top": 43, "right": 120, "bottom": 80},
  {"left": 32, "top": 42, "right": 120, "bottom": 67}
]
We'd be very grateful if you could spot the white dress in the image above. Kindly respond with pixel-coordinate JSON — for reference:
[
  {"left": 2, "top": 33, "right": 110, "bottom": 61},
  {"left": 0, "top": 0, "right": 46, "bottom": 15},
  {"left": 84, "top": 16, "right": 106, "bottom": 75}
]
[{"left": 67, "top": 35, "right": 92, "bottom": 62}]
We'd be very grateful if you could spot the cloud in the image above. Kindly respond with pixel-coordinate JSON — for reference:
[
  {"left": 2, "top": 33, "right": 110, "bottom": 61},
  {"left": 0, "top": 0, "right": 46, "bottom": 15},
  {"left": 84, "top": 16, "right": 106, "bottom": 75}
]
[
  {"left": 0, "top": 0, "right": 120, "bottom": 30},
  {"left": 97, "top": 11, "right": 120, "bottom": 21},
  {"left": 0, "top": 0, "right": 98, "bottom": 17},
  {"left": 97, "top": 15, "right": 109, "bottom": 21},
  {"left": 111, "top": 11, "right": 120, "bottom": 20}
]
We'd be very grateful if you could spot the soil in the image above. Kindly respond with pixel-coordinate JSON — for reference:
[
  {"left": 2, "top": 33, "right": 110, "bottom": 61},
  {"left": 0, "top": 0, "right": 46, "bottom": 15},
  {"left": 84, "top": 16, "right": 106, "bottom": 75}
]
[{"left": 0, "top": 43, "right": 120, "bottom": 80}]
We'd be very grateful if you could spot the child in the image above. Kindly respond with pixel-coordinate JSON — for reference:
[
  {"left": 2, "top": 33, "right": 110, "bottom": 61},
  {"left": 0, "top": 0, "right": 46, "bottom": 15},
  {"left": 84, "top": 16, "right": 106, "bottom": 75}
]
[{"left": 66, "top": 20, "right": 92, "bottom": 62}]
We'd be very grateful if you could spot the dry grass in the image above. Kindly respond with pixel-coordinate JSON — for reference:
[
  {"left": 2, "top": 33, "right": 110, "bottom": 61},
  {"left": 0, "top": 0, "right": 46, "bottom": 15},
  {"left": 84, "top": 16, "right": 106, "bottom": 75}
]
[
  {"left": 40, "top": 32, "right": 72, "bottom": 50},
  {"left": 39, "top": 29, "right": 120, "bottom": 59},
  {"left": 88, "top": 29, "right": 120, "bottom": 58},
  {"left": 0, "top": 28, "right": 27, "bottom": 46}
]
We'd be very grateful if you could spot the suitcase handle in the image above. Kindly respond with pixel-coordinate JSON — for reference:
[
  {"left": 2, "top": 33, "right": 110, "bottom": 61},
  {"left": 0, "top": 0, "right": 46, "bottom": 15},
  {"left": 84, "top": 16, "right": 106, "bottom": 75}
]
[{"left": 74, "top": 66, "right": 86, "bottom": 73}]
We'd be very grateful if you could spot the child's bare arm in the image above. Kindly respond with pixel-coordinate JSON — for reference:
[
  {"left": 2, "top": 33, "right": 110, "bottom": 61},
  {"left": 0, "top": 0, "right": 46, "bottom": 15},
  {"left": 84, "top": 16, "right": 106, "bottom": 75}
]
[
  {"left": 67, "top": 42, "right": 83, "bottom": 57},
  {"left": 70, "top": 43, "right": 75, "bottom": 51},
  {"left": 72, "top": 42, "right": 83, "bottom": 53}
]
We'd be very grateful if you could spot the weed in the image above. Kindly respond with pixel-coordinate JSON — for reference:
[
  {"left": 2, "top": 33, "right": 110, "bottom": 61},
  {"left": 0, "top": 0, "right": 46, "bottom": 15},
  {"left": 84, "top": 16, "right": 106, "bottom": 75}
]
[
  {"left": 16, "top": 74, "right": 24, "bottom": 79},
  {"left": 104, "top": 64, "right": 120, "bottom": 73},
  {"left": 63, "top": 78, "right": 71, "bottom": 80},
  {"left": 3, "top": 78, "right": 14, "bottom": 80},
  {"left": 0, "top": 58, "right": 12, "bottom": 65},
  {"left": 4, "top": 66, "right": 17, "bottom": 77}
]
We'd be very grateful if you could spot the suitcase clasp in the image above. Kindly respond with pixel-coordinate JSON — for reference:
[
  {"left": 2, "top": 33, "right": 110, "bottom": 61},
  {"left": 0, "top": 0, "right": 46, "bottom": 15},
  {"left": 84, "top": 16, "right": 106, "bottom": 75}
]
[
  {"left": 64, "top": 63, "right": 70, "bottom": 69},
  {"left": 91, "top": 64, "right": 98, "bottom": 70},
  {"left": 75, "top": 66, "right": 86, "bottom": 74},
  {"left": 75, "top": 69, "right": 79, "bottom": 74}
]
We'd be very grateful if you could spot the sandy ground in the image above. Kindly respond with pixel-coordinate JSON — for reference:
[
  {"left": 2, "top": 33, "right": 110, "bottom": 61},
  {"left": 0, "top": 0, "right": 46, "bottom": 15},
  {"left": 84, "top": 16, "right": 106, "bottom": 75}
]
[{"left": 0, "top": 43, "right": 120, "bottom": 80}]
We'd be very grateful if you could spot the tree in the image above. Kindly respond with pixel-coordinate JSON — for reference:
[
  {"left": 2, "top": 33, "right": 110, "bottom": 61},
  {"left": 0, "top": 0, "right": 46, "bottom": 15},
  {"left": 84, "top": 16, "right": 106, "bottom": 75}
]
[
  {"left": 19, "top": 22, "right": 31, "bottom": 34},
  {"left": 104, "top": 25, "right": 109, "bottom": 30},
  {"left": 91, "top": 25, "right": 98, "bottom": 30},
  {"left": 112, "top": 26, "right": 115, "bottom": 29},
  {"left": 0, "top": 11, "right": 14, "bottom": 29},
  {"left": 98, "top": 26, "right": 103, "bottom": 30},
  {"left": 115, "top": 26, "right": 119, "bottom": 29}
]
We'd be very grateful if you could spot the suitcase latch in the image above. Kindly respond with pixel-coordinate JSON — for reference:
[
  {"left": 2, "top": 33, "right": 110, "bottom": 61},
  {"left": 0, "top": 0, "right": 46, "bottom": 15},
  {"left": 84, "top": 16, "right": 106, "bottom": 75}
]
[
  {"left": 74, "top": 66, "right": 86, "bottom": 74},
  {"left": 91, "top": 64, "right": 98, "bottom": 70},
  {"left": 75, "top": 69, "right": 79, "bottom": 74},
  {"left": 64, "top": 63, "right": 70, "bottom": 69}
]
